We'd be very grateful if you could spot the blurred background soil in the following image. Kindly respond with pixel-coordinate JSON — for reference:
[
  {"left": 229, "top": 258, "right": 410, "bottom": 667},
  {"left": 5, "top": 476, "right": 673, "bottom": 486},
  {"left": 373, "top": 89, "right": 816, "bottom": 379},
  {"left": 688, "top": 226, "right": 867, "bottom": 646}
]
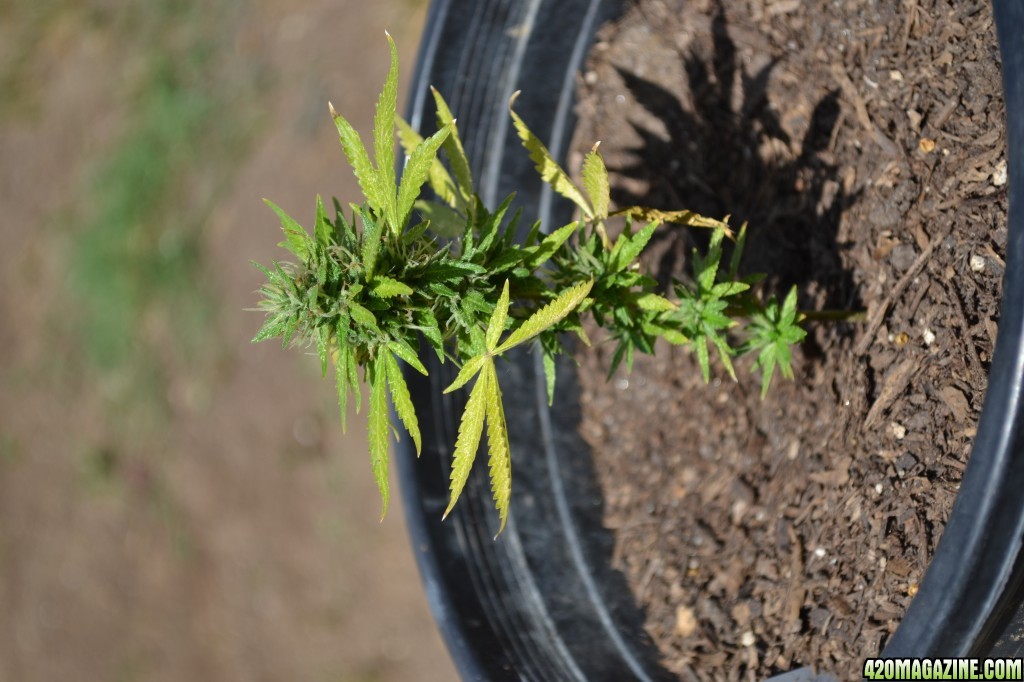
[{"left": 0, "top": 1, "right": 457, "bottom": 680}]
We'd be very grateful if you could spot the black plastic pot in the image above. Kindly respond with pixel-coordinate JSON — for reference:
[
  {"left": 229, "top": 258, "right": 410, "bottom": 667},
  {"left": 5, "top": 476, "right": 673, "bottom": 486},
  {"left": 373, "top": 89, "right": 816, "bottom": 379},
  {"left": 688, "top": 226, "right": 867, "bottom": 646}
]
[{"left": 394, "top": 0, "right": 1024, "bottom": 678}]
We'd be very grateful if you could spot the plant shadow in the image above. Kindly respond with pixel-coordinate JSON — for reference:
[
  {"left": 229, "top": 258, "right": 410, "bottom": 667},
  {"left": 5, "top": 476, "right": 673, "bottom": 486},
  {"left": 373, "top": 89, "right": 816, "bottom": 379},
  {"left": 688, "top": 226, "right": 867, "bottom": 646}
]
[{"left": 610, "top": 0, "right": 859, "bottom": 329}]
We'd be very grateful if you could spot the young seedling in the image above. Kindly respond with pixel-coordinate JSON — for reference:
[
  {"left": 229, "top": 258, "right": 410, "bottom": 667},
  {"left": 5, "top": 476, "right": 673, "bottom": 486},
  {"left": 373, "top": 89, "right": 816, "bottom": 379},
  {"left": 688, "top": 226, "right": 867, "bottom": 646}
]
[{"left": 252, "top": 35, "right": 821, "bottom": 533}]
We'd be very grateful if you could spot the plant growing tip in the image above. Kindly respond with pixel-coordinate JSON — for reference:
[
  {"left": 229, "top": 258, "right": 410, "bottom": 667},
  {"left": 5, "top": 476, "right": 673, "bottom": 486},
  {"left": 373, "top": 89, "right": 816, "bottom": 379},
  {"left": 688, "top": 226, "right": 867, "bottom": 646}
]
[{"left": 252, "top": 36, "right": 835, "bottom": 534}]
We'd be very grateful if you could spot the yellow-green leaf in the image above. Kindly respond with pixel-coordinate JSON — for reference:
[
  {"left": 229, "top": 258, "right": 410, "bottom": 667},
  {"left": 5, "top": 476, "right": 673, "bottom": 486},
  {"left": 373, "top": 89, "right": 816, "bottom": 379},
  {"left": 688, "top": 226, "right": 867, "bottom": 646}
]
[
  {"left": 431, "top": 86, "right": 473, "bottom": 209},
  {"left": 495, "top": 279, "right": 594, "bottom": 354},
  {"left": 481, "top": 361, "right": 511, "bottom": 536},
  {"left": 264, "top": 199, "right": 311, "bottom": 260},
  {"left": 525, "top": 222, "right": 578, "bottom": 270},
  {"left": 349, "top": 302, "right": 379, "bottom": 333},
  {"left": 371, "top": 276, "right": 414, "bottom": 298},
  {"left": 397, "top": 122, "right": 453, "bottom": 230},
  {"left": 387, "top": 339, "right": 428, "bottom": 376},
  {"left": 385, "top": 352, "right": 421, "bottom": 455},
  {"left": 330, "top": 102, "right": 387, "bottom": 219},
  {"left": 368, "top": 356, "right": 391, "bottom": 520},
  {"left": 444, "top": 354, "right": 486, "bottom": 394},
  {"left": 509, "top": 91, "right": 592, "bottom": 219},
  {"left": 374, "top": 32, "right": 400, "bottom": 230},
  {"left": 485, "top": 280, "right": 510, "bottom": 352},
  {"left": 636, "top": 292, "right": 678, "bottom": 312},
  {"left": 444, "top": 366, "right": 488, "bottom": 519},
  {"left": 396, "top": 116, "right": 458, "bottom": 206},
  {"left": 581, "top": 142, "right": 610, "bottom": 219}
]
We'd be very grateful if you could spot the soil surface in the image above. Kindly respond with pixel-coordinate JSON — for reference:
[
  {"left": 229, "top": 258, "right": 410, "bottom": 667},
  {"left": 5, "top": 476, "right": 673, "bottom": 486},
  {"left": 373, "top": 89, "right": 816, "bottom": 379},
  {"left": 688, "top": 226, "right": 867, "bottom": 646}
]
[{"left": 571, "top": 0, "right": 1007, "bottom": 678}]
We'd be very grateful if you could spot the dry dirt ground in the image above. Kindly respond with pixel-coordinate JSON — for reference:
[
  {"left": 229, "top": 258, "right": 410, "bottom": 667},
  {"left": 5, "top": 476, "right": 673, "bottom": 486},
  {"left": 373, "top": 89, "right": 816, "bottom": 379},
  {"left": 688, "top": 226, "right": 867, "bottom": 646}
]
[{"left": 0, "top": 1, "right": 457, "bottom": 681}]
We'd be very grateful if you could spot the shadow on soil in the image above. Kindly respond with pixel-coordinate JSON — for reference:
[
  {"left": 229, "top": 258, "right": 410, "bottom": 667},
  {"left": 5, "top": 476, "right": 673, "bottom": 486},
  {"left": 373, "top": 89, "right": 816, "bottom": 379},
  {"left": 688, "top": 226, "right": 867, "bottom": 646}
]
[{"left": 611, "top": 0, "right": 859, "bottom": 340}]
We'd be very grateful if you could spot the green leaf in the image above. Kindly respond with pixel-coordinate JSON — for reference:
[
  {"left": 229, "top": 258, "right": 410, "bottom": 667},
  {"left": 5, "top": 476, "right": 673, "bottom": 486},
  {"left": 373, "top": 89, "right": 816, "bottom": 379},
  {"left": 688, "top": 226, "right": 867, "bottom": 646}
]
[
  {"left": 314, "top": 195, "right": 332, "bottom": 247},
  {"left": 757, "top": 344, "right": 778, "bottom": 400},
  {"left": 696, "top": 228, "right": 726, "bottom": 293},
  {"left": 335, "top": 346, "right": 351, "bottom": 432},
  {"left": 349, "top": 302, "right": 379, "bottom": 333},
  {"left": 397, "top": 122, "right": 454, "bottom": 230},
  {"left": 481, "top": 361, "right": 512, "bottom": 536},
  {"left": 374, "top": 32, "right": 400, "bottom": 231},
  {"left": 330, "top": 102, "right": 388, "bottom": 220},
  {"left": 360, "top": 207, "right": 383, "bottom": 281},
  {"left": 444, "top": 354, "right": 486, "bottom": 394},
  {"left": 335, "top": 316, "right": 353, "bottom": 431},
  {"left": 542, "top": 351, "right": 557, "bottom": 406},
  {"left": 495, "top": 279, "right": 594, "bottom": 354},
  {"left": 316, "top": 325, "right": 329, "bottom": 377},
  {"left": 710, "top": 281, "right": 750, "bottom": 298},
  {"left": 252, "top": 312, "right": 287, "bottom": 343},
  {"left": 581, "top": 142, "right": 610, "bottom": 219},
  {"left": 264, "top": 199, "right": 311, "bottom": 261},
  {"left": 728, "top": 223, "right": 747, "bottom": 279},
  {"left": 695, "top": 336, "right": 711, "bottom": 383},
  {"left": 387, "top": 338, "right": 428, "bottom": 376},
  {"left": 781, "top": 286, "right": 799, "bottom": 326},
  {"left": 444, "top": 365, "right": 488, "bottom": 519},
  {"left": 525, "top": 222, "right": 579, "bottom": 270},
  {"left": 396, "top": 116, "right": 458, "bottom": 206},
  {"left": 509, "top": 91, "right": 592, "bottom": 218},
  {"left": 635, "top": 292, "right": 677, "bottom": 312},
  {"left": 368, "top": 356, "right": 391, "bottom": 520},
  {"left": 485, "top": 280, "right": 511, "bottom": 352},
  {"left": 610, "top": 221, "right": 658, "bottom": 273},
  {"left": 385, "top": 352, "right": 421, "bottom": 455},
  {"left": 431, "top": 86, "right": 474, "bottom": 209},
  {"left": 414, "top": 200, "right": 466, "bottom": 238},
  {"left": 371, "top": 276, "right": 414, "bottom": 298}
]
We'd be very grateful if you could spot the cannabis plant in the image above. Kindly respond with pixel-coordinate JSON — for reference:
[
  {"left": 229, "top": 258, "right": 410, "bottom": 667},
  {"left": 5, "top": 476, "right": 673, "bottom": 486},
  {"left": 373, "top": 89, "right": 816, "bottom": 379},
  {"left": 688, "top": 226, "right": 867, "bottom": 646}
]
[{"left": 252, "top": 35, "right": 807, "bottom": 533}]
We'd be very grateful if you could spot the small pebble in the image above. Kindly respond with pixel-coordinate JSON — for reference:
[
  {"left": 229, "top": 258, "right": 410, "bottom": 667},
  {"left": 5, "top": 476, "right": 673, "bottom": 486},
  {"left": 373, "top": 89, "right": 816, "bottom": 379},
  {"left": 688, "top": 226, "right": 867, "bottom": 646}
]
[
  {"left": 813, "top": 547, "right": 827, "bottom": 559},
  {"left": 874, "top": 483, "right": 884, "bottom": 495},
  {"left": 993, "top": 159, "right": 1008, "bottom": 187},
  {"left": 918, "top": 137, "right": 936, "bottom": 153},
  {"left": 674, "top": 606, "right": 698, "bottom": 638},
  {"left": 922, "top": 328, "right": 936, "bottom": 346},
  {"left": 740, "top": 631, "right": 757, "bottom": 648},
  {"left": 890, "top": 422, "right": 907, "bottom": 440},
  {"left": 970, "top": 254, "right": 986, "bottom": 272}
]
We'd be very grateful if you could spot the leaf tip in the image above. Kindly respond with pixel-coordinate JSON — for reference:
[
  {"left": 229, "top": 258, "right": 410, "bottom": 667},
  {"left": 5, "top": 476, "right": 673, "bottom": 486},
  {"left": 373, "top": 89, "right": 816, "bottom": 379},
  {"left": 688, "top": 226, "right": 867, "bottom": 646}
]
[
  {"left": 328, "top": 101, "right": 338, "bottom": 117},
  {"left": 509, "top": 90, "right": 522, "bottom": 109}
]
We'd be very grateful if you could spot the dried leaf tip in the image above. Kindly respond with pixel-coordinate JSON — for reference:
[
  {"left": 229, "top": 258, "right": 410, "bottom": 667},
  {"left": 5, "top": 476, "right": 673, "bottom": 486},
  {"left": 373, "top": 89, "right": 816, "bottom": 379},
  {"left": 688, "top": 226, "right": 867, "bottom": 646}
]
[
  {"left": 328, "top": 101, "right": 338, "bottom": 117},
  {"left": 509, "top": 90, "right": 523, "bottom": 108},
  {"left": 591, "top": 141, "right": 602, "bottom": 152},
  {"left": 384, "top": 29, "right": 391, "bottom": 37}
]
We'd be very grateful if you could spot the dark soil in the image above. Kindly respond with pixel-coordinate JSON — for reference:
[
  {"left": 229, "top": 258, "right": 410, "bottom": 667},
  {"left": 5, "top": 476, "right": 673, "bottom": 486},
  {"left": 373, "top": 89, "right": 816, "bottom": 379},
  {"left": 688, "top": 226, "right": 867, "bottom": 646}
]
[{"left": 570, "top": 0, "right": 1007, "bottom": 678}]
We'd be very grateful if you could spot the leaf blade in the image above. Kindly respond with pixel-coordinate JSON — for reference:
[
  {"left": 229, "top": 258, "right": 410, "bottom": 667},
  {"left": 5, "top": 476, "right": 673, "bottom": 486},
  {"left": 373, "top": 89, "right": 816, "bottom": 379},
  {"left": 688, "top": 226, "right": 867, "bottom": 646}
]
[
  {"left": 485, "top": 280, "right": 511, "bottom": 352},
  {"left": 374, "top": 32, "right": 400, "bottom": 231},
  {"left": 581, "top": 142, "right": 610, "bottom": 219},
  {"left": 368, "top": 356, "right": 391, "bottom": 520},
  {"left": 385, "top": 352, "right": 421, "bottom": 455},
  {"left": 495, "top": 279, "right": 594, "bottom": 354},
  {"left": 330, "top": 103, "right": 387, "bottom": 219},
  {"left": 444, "top": 367, "right": 488, "bottom": 519},
  {"left": 509, "top": 92, "right": 592, "bottom": 218},
  {"left": 481, "top": 361, "right": 512, "bottom": 535},
  {"left": 397, "top": 123, "right": 453, "bottom": 230}
]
